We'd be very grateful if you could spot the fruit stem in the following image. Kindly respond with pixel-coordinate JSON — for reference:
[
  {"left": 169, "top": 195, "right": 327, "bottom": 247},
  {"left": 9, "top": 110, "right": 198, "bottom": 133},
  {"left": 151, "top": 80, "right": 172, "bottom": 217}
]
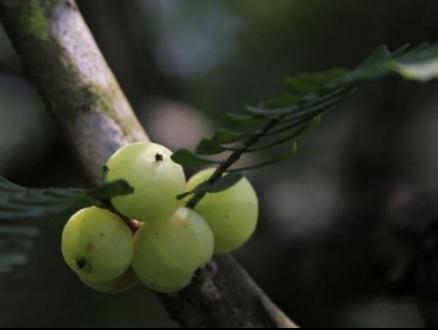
[
  {"left": 100, "top": 200, "right": 140, "bottom": 233},
  {"left": 186, "top": 117, "right": 281, "bottom": 209}
]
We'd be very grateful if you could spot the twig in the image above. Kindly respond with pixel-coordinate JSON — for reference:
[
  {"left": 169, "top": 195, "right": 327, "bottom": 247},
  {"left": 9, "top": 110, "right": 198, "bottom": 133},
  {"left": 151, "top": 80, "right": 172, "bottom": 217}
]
[{"left": 186, "top": 118, "right": 281, "bottom": 209}]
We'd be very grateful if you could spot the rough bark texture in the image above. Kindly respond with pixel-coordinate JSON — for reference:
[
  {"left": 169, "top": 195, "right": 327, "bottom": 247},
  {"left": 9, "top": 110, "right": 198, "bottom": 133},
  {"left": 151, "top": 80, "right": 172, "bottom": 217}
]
[
  {"left": 0, "top": 0, "right": 297, "bottom": 328},
  {"left": 0, "top": 0, "right": 147, "bottom": 184},
  {"left": 160, "top": 255, "right": 295, "bottom": 328}
]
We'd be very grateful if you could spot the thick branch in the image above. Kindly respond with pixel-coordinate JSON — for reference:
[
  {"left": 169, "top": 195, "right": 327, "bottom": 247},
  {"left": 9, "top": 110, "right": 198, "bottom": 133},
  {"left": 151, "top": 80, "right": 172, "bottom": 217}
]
[
  {"left": 0, "top": 0, "right": 297, "bottom": 328},
  {"left": 161, "top": 255, "right": 296, "bottom": 328},
  {"left": 0, "top": 0, "right": 147, "bottom": 184}
]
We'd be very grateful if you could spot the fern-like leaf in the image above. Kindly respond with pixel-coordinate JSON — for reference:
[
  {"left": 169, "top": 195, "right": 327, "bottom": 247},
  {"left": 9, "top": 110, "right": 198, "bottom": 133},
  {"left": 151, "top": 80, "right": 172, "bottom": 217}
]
[
  {"left": 0, "top": 178, "right": 134, "bottom": 220},
  {"left": 172, "top": 43, "right": 438, "bottom": 208}
]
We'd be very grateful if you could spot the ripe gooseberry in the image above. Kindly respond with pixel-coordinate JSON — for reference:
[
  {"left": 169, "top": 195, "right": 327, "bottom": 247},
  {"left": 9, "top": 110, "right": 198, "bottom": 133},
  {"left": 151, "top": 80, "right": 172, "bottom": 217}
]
[
  {"left": 186, "top": 169, "right": 259, "bottom": 254},
  {"left": 106, "top": 142, "right": 186, "bottom": 222},
  {"left": 61, "top": 207, "right": 134, "bottom": 282},
  {"left": 79, "top": 267, "right": 138, "bottom": 294},
  {"left": 132, "top": 208, "right": 214, "bottom": 293}
]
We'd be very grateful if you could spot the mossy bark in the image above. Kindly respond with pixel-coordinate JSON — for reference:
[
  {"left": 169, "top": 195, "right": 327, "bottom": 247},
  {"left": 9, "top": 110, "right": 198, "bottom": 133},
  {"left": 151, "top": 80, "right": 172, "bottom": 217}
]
[
  {"left": 0, "top": 0, "right": 297, "bottom": 327},
  {"left": 0, "top": 0, "right": 147, "bottom": 183}
]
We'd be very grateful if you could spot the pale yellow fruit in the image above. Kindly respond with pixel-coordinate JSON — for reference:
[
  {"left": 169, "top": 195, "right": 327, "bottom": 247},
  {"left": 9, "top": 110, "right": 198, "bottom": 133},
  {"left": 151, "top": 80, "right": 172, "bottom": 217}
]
[
  {"left": 106, "top": 142, "right": 186, "bottom": 222},
  {"left": 80, "top": 268, "right": 138, "bottom": 294},
  {"left": 186, "top": 169, "right": 259, "bottom": 254},
  {"left": 61, "top": 207, "right": 134, "bottom": 282},
  {"left": 132, "top": 208, "right": 214, "bottom": 292}
]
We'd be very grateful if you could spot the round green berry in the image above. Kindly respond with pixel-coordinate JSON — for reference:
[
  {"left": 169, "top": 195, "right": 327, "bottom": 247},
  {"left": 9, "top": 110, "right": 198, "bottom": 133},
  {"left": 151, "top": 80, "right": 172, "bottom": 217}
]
[
  {"left": 132, "top": 208, "right": 214, "bottom": 292},
  {"left": 79, "top": 268, "right": 138, "bottom": 294},
  {"left": 61, "top": 207, "right": 134, "bottom": 282},
  {"left": 106, "top": 142, "right": 186, "bottom": 222},
  {"left": 137, "top": 267, "right": 192, "bottom": 294},
  {"left": 186, "top": 169, "right": 259, "bottom": 254}
]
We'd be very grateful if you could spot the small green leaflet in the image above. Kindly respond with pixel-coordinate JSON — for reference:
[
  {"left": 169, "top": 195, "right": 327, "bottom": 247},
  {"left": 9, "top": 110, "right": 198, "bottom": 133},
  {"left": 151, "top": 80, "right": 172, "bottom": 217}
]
[
  {"left": 207, "top": 172, "right": 244, "bottom": 193},
  {"left": 177, "top": 172, "right": 244, "bottom": 200},
  {"left": 391, "top": 43, "right": 438, "bottom": 82},
  {"left": 226, "top": 113, "right": 266, "bottom": 126},
  {"left": 195, "top": 139, "right": 225, "bottom": 155},
  {"left": 336, "top": 45, "right": 395, "bottom": 85},
  {"left": 171, "top": 149, "right": 221, "bottom": 167},
  {"left": 212, "top": 129, "right": 248, "bottom": 144},
  {"left": 247, "top": 117, "right": 321, "bottom": 152},
  {"left": 285, "top": 67, "right": 347, "bottom": 94},
  {"left": 227, "top": 143, "right": 299, "bottom": 172},
  {"left": 335, "top": 43, "right": 438, "bottom": 86},
  {"left": 262, "top": 93, "right": 302, "bottom": 108},
  {"left": 245, "top": 104, "right": 298, "bottom": 116},
  {"left": 87, "top": 180, "right": 134, "bottom": 201},
  {"left": 244, "top": 87, "right": 351, "bottom": 118}
]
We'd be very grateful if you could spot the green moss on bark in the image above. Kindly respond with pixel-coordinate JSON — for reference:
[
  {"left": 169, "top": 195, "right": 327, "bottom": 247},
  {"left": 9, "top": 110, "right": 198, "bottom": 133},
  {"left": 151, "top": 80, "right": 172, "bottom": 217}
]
[
  {"left": 16, "top": 1, "right": 49, "bottom": 41},
  {"left": 85, "top": 85, "right": 133, "bottom": 136}
]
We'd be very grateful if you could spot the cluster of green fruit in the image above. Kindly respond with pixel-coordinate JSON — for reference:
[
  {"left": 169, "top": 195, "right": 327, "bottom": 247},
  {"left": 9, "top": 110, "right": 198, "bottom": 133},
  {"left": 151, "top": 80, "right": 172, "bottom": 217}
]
[{"left": 61, "top": 142, "right": 259, "bottom": 294}]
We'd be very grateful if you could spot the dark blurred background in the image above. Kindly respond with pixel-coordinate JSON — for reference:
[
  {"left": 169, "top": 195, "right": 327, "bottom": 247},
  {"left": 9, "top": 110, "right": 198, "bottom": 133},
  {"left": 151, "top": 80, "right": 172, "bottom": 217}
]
[{"left": 2, "top": 0, "right": 438, "bottom": 327}]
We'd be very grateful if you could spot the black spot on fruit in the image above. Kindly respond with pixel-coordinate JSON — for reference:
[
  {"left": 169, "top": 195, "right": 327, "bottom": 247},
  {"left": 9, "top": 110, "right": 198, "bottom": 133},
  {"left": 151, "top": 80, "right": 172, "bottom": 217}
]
[
  {"left": 76, "top": 257, "right": 93, "bottom": 274},
  {"left": 155, "top": 153, "right": 164, "bottom": 162},
  {"left": 76, "top": 257, "right": 87, "bottom": 269}
]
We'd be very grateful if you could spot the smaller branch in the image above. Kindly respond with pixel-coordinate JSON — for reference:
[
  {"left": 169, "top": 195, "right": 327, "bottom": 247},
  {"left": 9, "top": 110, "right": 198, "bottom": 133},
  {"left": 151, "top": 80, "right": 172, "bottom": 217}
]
[
  {"left": 185, "top": 86, "right": 358, "bottom": 209},
  {"left": 186, "top": 118, "right": 280, "bottom": 209}
]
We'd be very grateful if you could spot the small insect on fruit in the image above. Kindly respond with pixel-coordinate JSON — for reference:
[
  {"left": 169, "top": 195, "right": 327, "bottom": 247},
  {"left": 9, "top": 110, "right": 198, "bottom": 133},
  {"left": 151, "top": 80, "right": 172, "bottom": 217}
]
[
  {"left": 61, "top": 207, "right": 134, "bottom": 282},
  {"left": 106, "top": 142, "right": 186, "bottom": 222},
  {"left": 132, "top": 208, "right": 214, "bottom": 293},
  {"left": 186, "top": 169, "right": 259, "bottom": 254}
]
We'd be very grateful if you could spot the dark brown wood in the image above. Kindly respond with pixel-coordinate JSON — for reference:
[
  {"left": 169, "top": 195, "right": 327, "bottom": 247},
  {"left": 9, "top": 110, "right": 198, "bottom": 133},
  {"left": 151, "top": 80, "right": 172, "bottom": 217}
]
[{"left": 0, "top": 0, "right": 297, "bottom": 327}]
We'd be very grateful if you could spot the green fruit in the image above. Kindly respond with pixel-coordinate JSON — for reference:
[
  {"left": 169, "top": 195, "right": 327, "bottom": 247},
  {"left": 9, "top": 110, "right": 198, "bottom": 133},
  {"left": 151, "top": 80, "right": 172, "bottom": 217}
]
[
  {"left": 142, "top": 277, "right": 191, "bottom": 294},
  {"left": 186, "top": 169, "right": 259, "bottom": 254},
  {"left": 106, "top": 142, "right": 186, "bottom": 222},
  {"left": 189, "top": 210, "right": 216, "bottom": 268},
  {"left": 132, "top": 208, "right": 214, "bottom": 292},
  {"left": 139, "top": 268, "right": 192, "bottom": 294},
  {"left": 62, "top": 207, "right": 134, "bottom": 282},
  {"left": 80, "top": 268, "right": 138, "bottom": 294}
]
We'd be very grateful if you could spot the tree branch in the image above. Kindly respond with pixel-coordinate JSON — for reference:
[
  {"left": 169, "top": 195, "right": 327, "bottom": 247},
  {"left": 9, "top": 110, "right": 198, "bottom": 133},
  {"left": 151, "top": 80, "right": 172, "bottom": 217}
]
[
  {"left": 0, "top": 0, "right": 297, "bottom": 327},
  {"left": 0, "top": 0, "right": 147, "bottom": 184}
]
